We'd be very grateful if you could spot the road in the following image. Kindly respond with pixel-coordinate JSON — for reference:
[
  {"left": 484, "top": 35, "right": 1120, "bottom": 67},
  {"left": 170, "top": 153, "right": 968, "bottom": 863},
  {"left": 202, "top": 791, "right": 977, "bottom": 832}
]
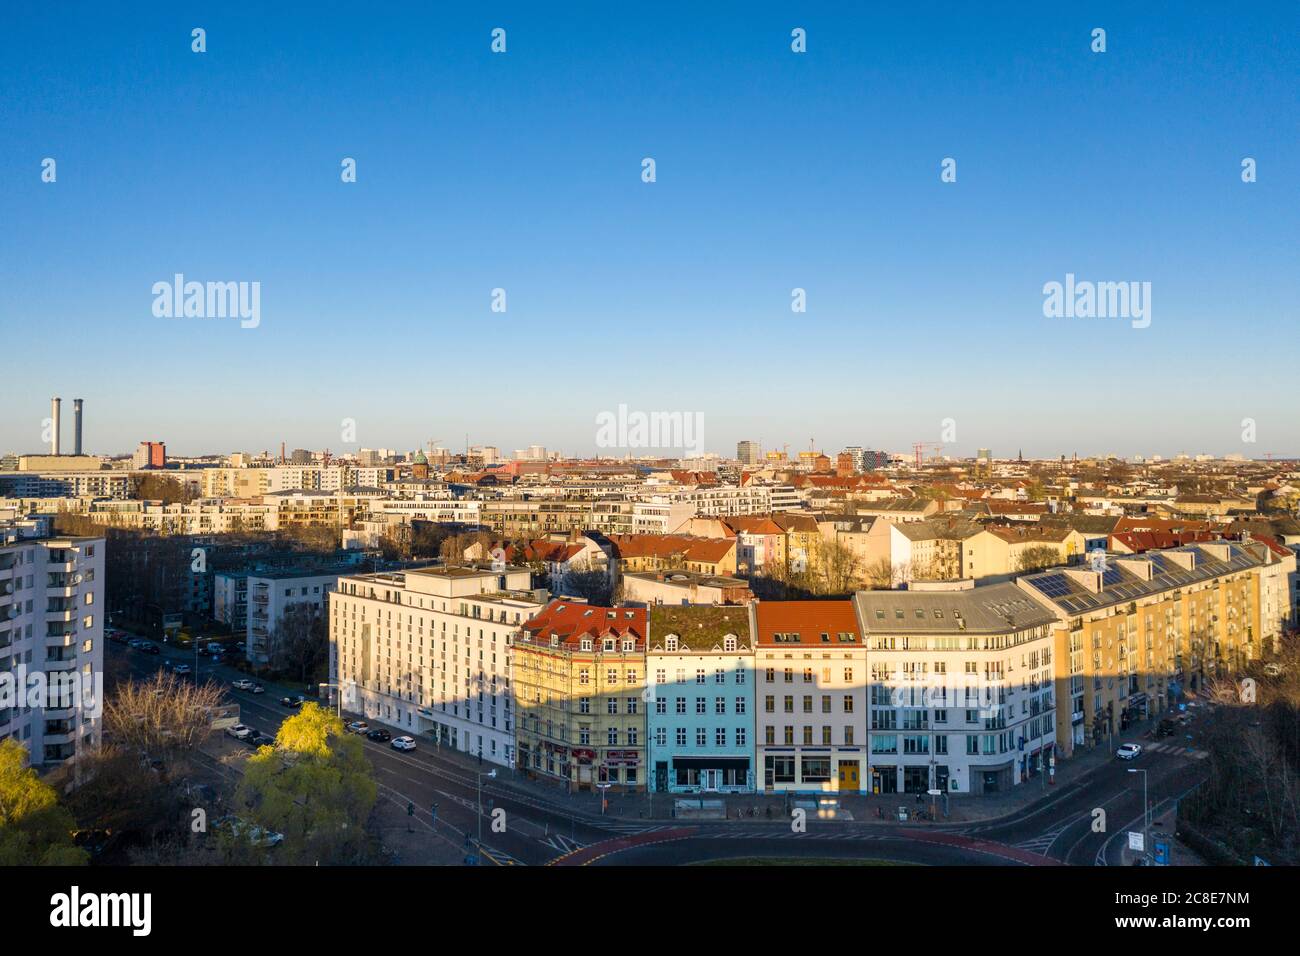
[{"left": 109, "top": 634, "right": 1212, "bottom": 867}]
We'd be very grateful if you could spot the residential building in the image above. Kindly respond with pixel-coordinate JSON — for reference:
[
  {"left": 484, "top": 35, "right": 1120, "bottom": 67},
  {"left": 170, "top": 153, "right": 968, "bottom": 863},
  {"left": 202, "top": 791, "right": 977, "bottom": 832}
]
[
  {"left": 247, "top": 567, "right": 349, "bottom": 664},
  {"left": 514, "top": 601, "right": 648, "bottom": 790},
  {"left": 754, "top": 600, "right": 868, "bottom": 793},
  {"left": 331, "top": 565, "right": 541, "bottom": 767},
  {"left": 646, "top": 605, "right": 756, "bottom": 792},
  {"left": 0, "top": 518, "right": 104, "bottom": 768},
  {"left": 854, "top": 581, "right": 1058, "bottom": 795}
]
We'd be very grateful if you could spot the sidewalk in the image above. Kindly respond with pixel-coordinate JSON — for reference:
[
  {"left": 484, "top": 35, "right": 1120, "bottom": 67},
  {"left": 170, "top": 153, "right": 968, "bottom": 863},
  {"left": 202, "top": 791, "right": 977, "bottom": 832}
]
[{"left": 436, "top": 714, "right": 1171, "bottom": 827}]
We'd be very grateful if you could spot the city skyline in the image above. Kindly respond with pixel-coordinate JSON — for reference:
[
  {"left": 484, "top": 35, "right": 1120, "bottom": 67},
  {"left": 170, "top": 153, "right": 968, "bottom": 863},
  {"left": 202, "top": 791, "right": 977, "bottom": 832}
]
[{"left": 4, "top": 4, "right": 1297, "bottom": 458}]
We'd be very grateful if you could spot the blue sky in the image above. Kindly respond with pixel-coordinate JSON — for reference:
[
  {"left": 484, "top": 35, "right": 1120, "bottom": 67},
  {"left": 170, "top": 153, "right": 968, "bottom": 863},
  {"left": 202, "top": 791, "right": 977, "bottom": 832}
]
[{"left": 2, "top": 2, "right": 1297, "bottom": 459}]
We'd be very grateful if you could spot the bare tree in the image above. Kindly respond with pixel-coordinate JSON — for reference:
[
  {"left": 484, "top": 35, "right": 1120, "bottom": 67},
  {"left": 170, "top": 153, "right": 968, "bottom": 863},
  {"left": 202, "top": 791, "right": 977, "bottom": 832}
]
[
  {"left": 103, "top": 673, "right": 228, "bottom": 772},
  {"left": 270, "top": 601, "right": 328, "bottom": 684}
]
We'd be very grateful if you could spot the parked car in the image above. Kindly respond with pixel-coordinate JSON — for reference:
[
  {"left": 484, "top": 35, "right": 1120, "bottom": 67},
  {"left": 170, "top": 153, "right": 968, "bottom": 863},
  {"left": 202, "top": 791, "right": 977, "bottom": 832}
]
[
  {"left": 214, "top": 816, "right": 284, "bottom": 848},
  {"left": 366, "top": 729, "right": 392, "bottom": 742},
  {"left": 231, "top": 679, "right": 256, "bottom": 691},
  {"left": 250, "top": 683, "right": 265, "bottom": 694},
  {"left": 172, "top": 664, "right": 192, "bottom": 676},
  {"left": 279, "top": 696, "right": 304, "bottom": 709},
  {"left": 1116, "top": 743, "right": 1143, "bottom": 760},
  {"left": 391, "top": 736, "right": 416, "bottom": 752},
  {"left": 346, "top": 721, "right": 369, "bottom": 735},
  {"left": 140, "top": 644, "right": 160, "bottom": 655},
  {"left": 249, "top": 734, "right": 275, "bottom": 748},
  {"left": 226, "top": 724, "right": 254, "bottom": 740}
]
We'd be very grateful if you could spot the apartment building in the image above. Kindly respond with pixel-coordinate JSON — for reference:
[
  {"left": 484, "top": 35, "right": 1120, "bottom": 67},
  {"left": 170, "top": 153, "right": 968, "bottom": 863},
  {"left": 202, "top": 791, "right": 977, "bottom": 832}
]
[
  {"left": 0, "top": 519, "right": 104, "bottom": 768},
  {"left": 514, "top": 601, "right": 648, "bottom": 790},
  {"left": 854, "top": 582, "right": 1058, "bottom": 795},
  {"left": 1019, "top": 541, "right": 1281, "bottom": 758},
  {"left": 754, "top": 601, "right": 868, "bottom": 793},
  {"left": 646, "top": 605, "right": 756, "bottom": 792},
  {"left": 246, "top": 567, "right": 349, "bottom": 664},
  {"left": 330, "top": 566, "right": 541, "bottom": 768}
]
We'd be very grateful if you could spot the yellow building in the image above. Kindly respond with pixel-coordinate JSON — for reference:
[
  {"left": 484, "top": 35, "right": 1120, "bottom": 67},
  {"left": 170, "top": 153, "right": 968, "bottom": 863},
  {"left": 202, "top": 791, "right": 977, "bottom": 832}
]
[
  {"left": 514, "top": 601, "right": 648, "bottom": 791},
  {"left": 1019, "top": 541, "right": 1279, "bottom": 758}
]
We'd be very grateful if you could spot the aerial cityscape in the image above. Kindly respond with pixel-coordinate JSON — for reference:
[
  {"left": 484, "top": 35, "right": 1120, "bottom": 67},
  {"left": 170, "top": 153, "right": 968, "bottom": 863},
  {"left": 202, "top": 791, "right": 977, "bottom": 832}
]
[{"left": 3, "top": 1, "right": 1292, "bottom": 937}]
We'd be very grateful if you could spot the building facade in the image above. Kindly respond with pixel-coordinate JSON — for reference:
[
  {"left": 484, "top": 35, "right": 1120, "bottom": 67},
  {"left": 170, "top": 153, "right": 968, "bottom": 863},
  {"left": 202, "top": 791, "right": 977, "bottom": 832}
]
[
  {"left": 0, "top": 520, "right": 104, "bottom": 768},
  {"left": 646, "top": 605, "right": 755, "bottom": 793},
  {"left": 330, "top": 566, "right": 541, "bottom": 768},
  {"left": 514, "top": 601, "right": 648, "bottom": 790},
  {"left": 754, "top": 601, "right": 868, "bottom": 793}
]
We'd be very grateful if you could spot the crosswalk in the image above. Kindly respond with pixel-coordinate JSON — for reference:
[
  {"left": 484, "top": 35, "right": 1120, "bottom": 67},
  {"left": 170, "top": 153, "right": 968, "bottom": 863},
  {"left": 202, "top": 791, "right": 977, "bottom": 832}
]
[
  {"left": 598, "top": 822, "right": 678, "bottom": 836},
  {"left": 1145, "top": 741, "right": 1209, "bottom": 759}
]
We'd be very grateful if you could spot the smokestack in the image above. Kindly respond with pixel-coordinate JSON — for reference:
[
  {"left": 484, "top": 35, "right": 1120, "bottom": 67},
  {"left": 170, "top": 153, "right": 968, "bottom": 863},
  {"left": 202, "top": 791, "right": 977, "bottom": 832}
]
[
  {"left": 73, "top": 399, "right": 83, "bottom": 456},
  {"left": 51, "top": 397, "right": 61, "bottom": 455}
]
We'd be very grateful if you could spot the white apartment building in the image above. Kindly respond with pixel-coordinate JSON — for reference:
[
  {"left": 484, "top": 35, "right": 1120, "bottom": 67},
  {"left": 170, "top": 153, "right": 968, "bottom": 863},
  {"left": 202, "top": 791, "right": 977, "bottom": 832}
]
[
  {"left": 330, "top": 566, "right": 545, "bottom": 768},
  {"left": 0, "top": 518, "right": 104, "bottom": 768},
  {"left": 754, "top": 600, "right": 869, "bottom": 793},
  {"left": 246, "top": 568, "right": 346, "bottom": 664},
  {"left": 853, "top": 581, "right": 1058, "bottom": 796}
]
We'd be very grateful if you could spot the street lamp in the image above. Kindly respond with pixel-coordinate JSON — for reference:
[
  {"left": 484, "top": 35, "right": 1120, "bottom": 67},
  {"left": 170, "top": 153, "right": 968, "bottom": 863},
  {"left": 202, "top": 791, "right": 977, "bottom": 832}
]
[
  {"left": 318, "top": 679, "right": 355, "bottom": 718},
  {"left": 477, "top": 768, "right": 497, "bottom": 856},
  {"left": 1128, "top": 767, "right": 1149, "bottom": 863}
]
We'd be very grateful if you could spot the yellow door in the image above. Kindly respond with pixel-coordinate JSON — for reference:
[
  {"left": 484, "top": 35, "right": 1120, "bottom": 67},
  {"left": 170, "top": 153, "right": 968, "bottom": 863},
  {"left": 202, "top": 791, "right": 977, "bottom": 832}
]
[{"left": 838, "top": 762, "right": 859, "bottom": 790}]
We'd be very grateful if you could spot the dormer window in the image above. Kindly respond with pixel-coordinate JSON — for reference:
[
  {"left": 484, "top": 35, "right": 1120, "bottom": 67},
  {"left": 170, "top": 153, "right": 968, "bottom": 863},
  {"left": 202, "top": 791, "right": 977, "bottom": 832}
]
[
  {"left": 724, "top": 636, "right": 737, "bottom": 652},
  {"left": 666, "top": 635, "right": 679, "bottom": 652},
  {"left": 581, "top": 639, "right": 592, "bottom": 652},
  {"left": 622, "top": 639, "right": 634, "bottom": 652},
  {"left": 603, "top": 638, "right": 615, "bottom": 652}
]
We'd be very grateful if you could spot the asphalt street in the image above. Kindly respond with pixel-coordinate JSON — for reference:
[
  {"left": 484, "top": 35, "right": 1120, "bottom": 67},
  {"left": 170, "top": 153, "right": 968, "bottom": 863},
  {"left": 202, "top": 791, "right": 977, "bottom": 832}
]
[{"left": 110, "top": 635, "right": 1212, "bottom": 867}]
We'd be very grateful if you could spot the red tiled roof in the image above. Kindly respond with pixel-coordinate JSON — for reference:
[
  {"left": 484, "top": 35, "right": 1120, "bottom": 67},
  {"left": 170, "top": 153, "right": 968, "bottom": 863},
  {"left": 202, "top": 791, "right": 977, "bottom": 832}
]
[
  {"left": 522, "top": 601, "right": 647, "bottom": 648},
  {"left": 754, "top": 600, "right": 860, "bottom": 646}
]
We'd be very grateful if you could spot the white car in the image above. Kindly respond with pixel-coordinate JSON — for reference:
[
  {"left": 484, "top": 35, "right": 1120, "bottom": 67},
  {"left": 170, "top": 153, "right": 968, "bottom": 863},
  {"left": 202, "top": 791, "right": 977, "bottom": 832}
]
[
  {"left": 172, "top": 664, "right": 192, "bottom": 676},
  {"left": 231, "top": 679, "right": 256, "bottom": 691},
  {"left": 346, "top": 721, "right": 369, "bottom": 735},
  {"left": 226, "top": 724, "right": 254, "bottom": 740},
  {"left": 1116, "top": 743, "right": 1143, "bottom": 760},
  {"left": 391, "top": 736, "right": 417, "bottom": 752}
]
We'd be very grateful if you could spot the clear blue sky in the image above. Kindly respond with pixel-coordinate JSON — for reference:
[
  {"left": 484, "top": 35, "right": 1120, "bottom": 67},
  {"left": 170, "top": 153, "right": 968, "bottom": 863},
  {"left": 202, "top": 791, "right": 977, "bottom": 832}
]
[{"left": 2, "top": 2, "right": 1296, "bottom": 460}]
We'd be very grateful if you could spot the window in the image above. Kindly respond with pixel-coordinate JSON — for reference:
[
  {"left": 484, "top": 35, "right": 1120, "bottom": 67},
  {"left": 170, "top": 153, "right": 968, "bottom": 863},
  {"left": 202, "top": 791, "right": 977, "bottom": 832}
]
[
  {"left": 676, "top": 697, "right": 686, "bottom": 714},
  {"left": 607, "top": 698, "right": 618, "bottom": 715},
  {"left": 736, "top": 727, "right": 747, "bottom": 747},
  {"left": 676, "top": 727, "right": 687, "bottom": 746},
  {"left": 715, "top": 697, "right": 726, "bottom": 714},
  {"left": 843, "top": 694, "right": 854, "bottom": 713},
  {"left": 695, "top": 697, "right": 706, "bottom": 714},
  {"left": 765, "top": 695, "right": 774, "bottom": 713},
  {"left": 736, "top": 697, "right": 747, "bottom": 715},
  {"left": 696, "top": 728, "right": 707, "bottom": 747},
  {"left": 655, "top": 727, "right": 667, "bottom": 746},
  {"left": 715, "top": 727, "right": 726, "bottom": 747},
  {"left": 655, "top": 697, "right": 666, "bottom": 715},
  {"left": 579, "top": 697, "right": 591, "bottom": 714},
  {"left": 696, "top": 668, "right": 706, "bottom": 684},
  {"left": 608, "top": 728, "right": 618, "bottom": 745}
]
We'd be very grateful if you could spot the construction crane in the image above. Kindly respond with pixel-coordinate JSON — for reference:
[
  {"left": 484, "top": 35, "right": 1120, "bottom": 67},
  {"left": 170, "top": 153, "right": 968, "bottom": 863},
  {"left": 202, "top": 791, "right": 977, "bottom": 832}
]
[{"left": 913, "top": 442, "right": 943, "bottom": 469}]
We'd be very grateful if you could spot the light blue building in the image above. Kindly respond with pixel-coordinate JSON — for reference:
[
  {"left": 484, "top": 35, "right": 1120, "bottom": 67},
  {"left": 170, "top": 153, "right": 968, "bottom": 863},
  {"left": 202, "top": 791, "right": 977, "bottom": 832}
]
[{"left": 646, "top": 605, "right": 756, "bottom": 793}]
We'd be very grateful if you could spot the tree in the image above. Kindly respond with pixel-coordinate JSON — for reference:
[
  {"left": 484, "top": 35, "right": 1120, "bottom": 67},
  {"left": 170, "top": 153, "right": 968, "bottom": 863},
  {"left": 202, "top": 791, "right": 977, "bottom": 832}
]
[
  {"left": 1015, "top": 545, "right": 1065, "bottom": 573},
  {"left": 0, "top": 739, "right": 88, "bottom": 865},
  {"left": 236, "top": 704, "right": 378, "bottom": 865},
  {"left": 269, "top": 602, "right": 329, "bottom": 684},
  {"left": 103, "top": 672, "right": 227, "bottom": 774},
  {"left": 133, "top": 474, "right": 196, "bottom": 505},
  {"left": 862, "top": 557, "right": 895, "bottom": 590}
]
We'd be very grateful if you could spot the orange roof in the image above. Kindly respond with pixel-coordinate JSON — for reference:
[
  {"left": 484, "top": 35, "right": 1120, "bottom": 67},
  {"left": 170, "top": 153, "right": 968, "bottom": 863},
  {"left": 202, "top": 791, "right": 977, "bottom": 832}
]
[
  {"left": 754, "top": 600, "right": 860, "bottom": 646},
  {"left": 522, "top": 601, "right": 646, "bottom": 649}
]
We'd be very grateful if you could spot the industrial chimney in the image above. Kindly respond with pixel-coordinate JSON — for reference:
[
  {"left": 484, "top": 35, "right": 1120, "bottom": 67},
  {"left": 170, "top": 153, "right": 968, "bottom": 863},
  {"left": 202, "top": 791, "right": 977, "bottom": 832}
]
[
  {"left": 73, "top": 398, "right": 83, "bottom": 456},
  {"left": 50, "top": 397, "right": 61, "bottom": 455}
]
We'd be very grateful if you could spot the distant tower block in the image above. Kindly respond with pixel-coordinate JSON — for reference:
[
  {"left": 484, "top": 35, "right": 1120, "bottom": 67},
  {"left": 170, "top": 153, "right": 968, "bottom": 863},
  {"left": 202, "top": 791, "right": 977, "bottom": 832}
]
[{"left": 73, "top": 398, "right": 84, "bottom": 455}]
